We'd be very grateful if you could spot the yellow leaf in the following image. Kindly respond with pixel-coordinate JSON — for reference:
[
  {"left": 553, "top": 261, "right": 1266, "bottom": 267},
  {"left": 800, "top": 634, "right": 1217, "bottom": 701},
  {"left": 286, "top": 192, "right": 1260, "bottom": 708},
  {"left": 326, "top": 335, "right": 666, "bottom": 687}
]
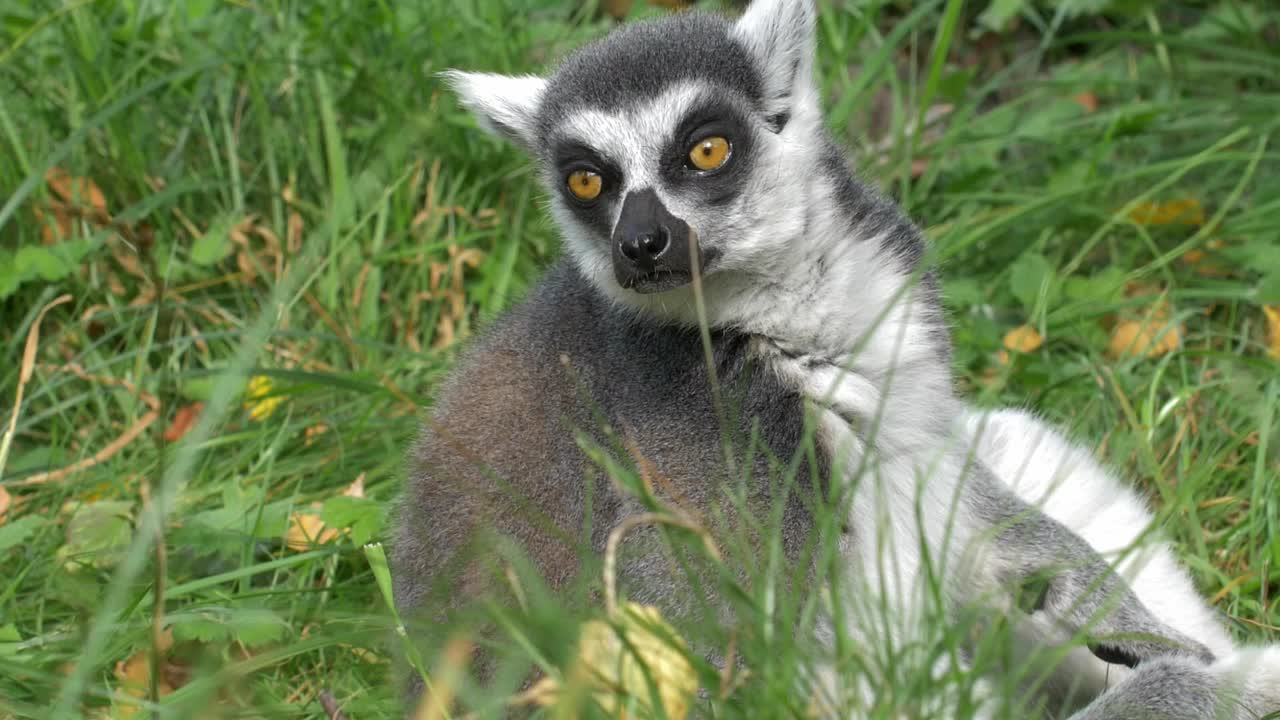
[
  {"left": 282, "top": 475, "right": 364, "bottom": 552},
  {"left": 244, "top": 376, "right": 282, "bottom": 421},
  {"left": 1127, "top": 197, "right": 1205, "bottom": 226},
  {"left": 570, "top": 603, "right": 697, "bottom": 719},
  {"left": 285, "top": 506, "right": 340, "bottom": 551},
  {"left": 112, "top": 630, "right": 176, "bottom": 718},
  {"left": 46, "top": 166, "right": 108, "bottom": 213},
  {"left": 0, "top": 486, "right": 10, "bottom": 523},
  {"left": 1263, "top": 306, "right": 1280, "bottom": 360},
  {"left": 343, "top": 473, "right": 366, "bottom": 499},
  {"left": 1108, "top": 318, "right": 1184, "bottom": 359},
  {"left": 1002, "top": 325, "right": 1045, "bottom": 354}
]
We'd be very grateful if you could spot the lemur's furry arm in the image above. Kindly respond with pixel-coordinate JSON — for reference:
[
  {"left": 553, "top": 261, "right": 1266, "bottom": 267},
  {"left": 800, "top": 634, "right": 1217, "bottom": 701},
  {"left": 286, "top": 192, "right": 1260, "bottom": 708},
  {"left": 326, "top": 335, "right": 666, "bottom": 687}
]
[{"left": 761, "top": 343, "right": 1215, "bottom": 668}]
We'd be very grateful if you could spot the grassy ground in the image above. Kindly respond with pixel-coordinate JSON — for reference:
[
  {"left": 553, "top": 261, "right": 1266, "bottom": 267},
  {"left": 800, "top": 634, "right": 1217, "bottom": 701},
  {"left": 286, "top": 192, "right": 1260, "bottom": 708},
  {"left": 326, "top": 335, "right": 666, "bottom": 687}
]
[{"left": 1, "top": 0, "right": 1278, "bottom": 717}]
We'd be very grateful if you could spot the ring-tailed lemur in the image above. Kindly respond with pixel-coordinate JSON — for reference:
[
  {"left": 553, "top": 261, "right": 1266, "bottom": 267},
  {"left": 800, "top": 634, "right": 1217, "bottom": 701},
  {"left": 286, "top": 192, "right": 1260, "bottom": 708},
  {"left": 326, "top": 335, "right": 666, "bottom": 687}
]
[{"left": 393, "top": 0, "right": 1279, "bottom": 716}]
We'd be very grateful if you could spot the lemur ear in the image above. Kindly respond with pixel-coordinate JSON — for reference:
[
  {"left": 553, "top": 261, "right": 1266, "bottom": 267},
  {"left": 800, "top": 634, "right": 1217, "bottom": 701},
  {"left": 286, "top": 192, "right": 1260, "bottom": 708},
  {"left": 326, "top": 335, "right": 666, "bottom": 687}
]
[
  {"left": 732, "top": 0, "right": 818, "bottom": 130},
  {"left": 442, "top": 71, "right": 546, "bottom": 150}
]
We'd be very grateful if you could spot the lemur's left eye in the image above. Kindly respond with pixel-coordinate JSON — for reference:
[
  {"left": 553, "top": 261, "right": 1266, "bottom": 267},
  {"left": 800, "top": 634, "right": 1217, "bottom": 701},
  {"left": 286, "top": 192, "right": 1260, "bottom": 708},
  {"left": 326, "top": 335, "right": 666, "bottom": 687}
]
[
  {"left": 566, "top": 170, "right": 603, "bottom": 201},
  {"left": 688, "top": 136, "right": 731, "bottom": 172}
]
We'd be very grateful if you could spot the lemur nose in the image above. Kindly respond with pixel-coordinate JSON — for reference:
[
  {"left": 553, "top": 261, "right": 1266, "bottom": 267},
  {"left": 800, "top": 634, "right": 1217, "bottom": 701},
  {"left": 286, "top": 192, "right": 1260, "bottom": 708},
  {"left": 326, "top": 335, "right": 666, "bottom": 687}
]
[
  {"left": 642, "top": 230, "right": 669, "bottom": 256},
  {"left": 611, "top": 188, "right": 696, "bottom": 293},
  {"left": 620, "top": 228, "right": 670, "bottom": 264}
]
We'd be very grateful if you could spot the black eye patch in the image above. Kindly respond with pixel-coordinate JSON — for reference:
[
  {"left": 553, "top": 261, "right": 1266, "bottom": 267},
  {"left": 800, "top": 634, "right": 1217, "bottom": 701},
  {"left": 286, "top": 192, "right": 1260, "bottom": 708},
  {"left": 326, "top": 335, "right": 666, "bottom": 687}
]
[
  {"left": 550, "top": 140, "right": 622, "bottom": 237},
  {"left": 660, "top": 100, "right": 754, "bottom": 207}
]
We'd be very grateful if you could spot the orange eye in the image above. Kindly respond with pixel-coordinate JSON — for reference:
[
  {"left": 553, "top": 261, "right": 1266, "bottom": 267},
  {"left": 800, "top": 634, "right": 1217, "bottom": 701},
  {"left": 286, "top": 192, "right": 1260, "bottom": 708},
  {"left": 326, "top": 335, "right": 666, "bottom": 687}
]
[
  {"left": 567, "top": 170, "right": 603, "bottom": 201},
  {"left": 689, "top": 136, "right": 731, "bottom": 172}
]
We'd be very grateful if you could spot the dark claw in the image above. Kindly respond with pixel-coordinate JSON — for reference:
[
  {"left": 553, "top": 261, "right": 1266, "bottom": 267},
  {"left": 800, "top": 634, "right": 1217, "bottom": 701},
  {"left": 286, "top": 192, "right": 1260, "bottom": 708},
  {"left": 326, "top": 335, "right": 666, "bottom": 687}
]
[{"left": 1088, "top": 643, "right": 1142, "bottom": 668}]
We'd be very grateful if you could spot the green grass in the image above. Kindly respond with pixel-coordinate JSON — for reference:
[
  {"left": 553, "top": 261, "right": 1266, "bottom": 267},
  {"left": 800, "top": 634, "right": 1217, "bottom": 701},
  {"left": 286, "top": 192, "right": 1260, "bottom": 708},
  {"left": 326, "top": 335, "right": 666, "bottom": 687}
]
[{"left": 1, "top": 0, "right": 1278, "bottom": 717}]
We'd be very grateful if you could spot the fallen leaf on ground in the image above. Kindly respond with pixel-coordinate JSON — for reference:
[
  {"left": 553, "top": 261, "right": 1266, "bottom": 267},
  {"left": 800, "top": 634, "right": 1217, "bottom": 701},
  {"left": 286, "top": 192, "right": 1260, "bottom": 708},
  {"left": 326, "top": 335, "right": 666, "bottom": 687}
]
[
  {"left": 284, "top": 475, "right": 368, "bottom": 551},
  {"left": 1004, "top": 325, "right": 1045, "bottom": 353},
  {"left": 304, "top": 423, "right": 329, "bottom": 447},
  {"left": 285, "top": 506, "right": 340, "bottom": 551},
  {"left": 995, "top": 324, "right": 1044, "bottom": 366},
  {"left": 39, "top": 168, "right": 110, "bottom": 245},
  {"left": 1106, "top": 291, "right": 1185, "bottom": 360},
  {"left": 1073, "top": 91, "right": 1099, "bottom": 113},
  {"left": 1263, "top": 306, "right": 1280, "bottom": 360},
  {"left": 1108, "top": 305, "right": 1184, "bottom": 359},
  {"left": 1127, "top": 198, "right": 1205, "bottom": 226},
  {"left": 47, "top": 167, "right": 107, "bottom": 212},
  {"left": 162, "top": 403, "right": 203, "bottom": 443},
  {"left": 113, "top": 629, "right": 179, "bottom": 718},
  {"left": 602, "top": 0, "right": 632, "bottom": 17},
  {"left": 343, "top": 473, "right": 365, "bottom": 499},
  {"left": 528, "top": 603, "right": 697, "bottom": 719},
  {"left": 1180, "top": 239, "right": 1230, "bottom": 277}
]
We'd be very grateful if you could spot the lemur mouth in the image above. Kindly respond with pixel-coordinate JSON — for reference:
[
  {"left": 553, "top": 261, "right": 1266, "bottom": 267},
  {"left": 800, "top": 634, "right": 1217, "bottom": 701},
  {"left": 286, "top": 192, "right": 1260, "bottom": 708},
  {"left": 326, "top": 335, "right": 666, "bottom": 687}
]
[
  {"left": 626, "top": 271, "right": 693, "bottom": 294},
  {"left": 623, "top": 247, "right": 720, "bottom": 294}
]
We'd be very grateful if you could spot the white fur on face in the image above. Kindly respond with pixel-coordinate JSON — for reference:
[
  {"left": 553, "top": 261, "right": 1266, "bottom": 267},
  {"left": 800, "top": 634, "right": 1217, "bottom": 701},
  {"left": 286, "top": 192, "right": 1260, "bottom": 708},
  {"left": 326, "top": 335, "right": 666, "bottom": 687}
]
[
  {"left": 545, "top": 79, "right": 830, "bottom": 326},
  {"left": 546, "top": 82, "right": 706, "bottom": 297}
]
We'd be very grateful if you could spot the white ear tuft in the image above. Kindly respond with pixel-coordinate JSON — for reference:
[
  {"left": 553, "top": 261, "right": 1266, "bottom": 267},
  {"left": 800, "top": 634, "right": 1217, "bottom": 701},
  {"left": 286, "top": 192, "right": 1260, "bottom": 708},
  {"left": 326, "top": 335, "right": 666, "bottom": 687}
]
[
  {"left": 732, "top": 0, "right": 818, "bottom": 126},
  {"left": 442, "top": 71, "right": 547, "bottom": 150}
]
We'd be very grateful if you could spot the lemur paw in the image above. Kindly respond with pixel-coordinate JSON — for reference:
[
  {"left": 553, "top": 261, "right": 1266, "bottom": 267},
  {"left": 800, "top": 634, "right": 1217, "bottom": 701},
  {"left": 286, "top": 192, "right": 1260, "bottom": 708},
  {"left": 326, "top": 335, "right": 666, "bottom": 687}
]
[{"left": 1088, "top": 633, "right": 1216, "bottom": 668}]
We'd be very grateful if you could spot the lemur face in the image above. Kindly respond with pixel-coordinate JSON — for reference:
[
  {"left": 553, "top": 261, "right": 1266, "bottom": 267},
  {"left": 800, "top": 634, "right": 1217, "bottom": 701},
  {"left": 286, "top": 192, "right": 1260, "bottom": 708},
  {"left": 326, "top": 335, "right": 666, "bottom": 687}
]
[{"left": 445, "top": 0, "right": 819, "bottom": 305}]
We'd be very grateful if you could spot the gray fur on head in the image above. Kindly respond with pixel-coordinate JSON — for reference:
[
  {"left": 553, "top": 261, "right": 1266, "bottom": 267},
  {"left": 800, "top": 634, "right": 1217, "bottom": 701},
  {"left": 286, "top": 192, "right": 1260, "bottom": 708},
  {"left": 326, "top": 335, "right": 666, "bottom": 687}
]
[{"left": 444, "top": 0, "right": 938, "bottom": 365}]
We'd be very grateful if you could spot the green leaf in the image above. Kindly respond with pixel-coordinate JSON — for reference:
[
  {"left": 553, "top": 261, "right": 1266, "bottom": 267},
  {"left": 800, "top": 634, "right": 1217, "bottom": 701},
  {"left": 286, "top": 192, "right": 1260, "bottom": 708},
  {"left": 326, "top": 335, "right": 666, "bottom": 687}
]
[
  {"left": 191, "top": 486, "right": 288, "bottom": 539},
  {"left": 0, "top": 515, "right": 46, "bottom": 553},
  {"left": 1019, "top": 99, "right": 1085, "bottom": 140},
  {"left": 978, "top": 0, "right": 1025, "bottom": 32},
  {"left": 0, "top": 249, "right": 21, "bottom": 298},
  {"left": 178, "top": 376, "right": 216, "bottom": 401},
  {"left": 1186, "top": 2, "right": 1266, "bottom": 39},
  {"left": 321, "top": 496, "right": 384, "bottom": 546},
  {"left": 191, "top": 213, "right": 235, "bottom": 266},
  {"left": 1010, "top": 252, "right": 1056, "bottom": 313},
  {"left": 944, "top": 278, "right": 985, "bottom": 309},
  {"left": 55, "top": 500, "right": 133, "bottom": 571},
  {"left": 0, "top": 623, "right": 22, "bottom": 658},
  {"left": 1064, "top": 267, "right": 1126, "bottom": 305},
  {"left": 1256, "top": 271, "right": 1280, "bottom": 305},
  {"left": 185, "top": 0, "right": 217, "bottom": 22},
  {"left": 1056, "top": 0, "right": 1118, "bottom": 18},
  {"left": 229, "top": 608, "right": 289, "bottom": 647},
  {"left": 15, "top": 245, "right": 73, "bottom": 282},
  {"left": 171, "top": 613, "right": 229, "bottom": 644},
  {"left": 1225, "top": 239, "right": 1280, "bottom": 270},
  {"left": 169, "top": 608, "right": 289, "bottom": 647}
]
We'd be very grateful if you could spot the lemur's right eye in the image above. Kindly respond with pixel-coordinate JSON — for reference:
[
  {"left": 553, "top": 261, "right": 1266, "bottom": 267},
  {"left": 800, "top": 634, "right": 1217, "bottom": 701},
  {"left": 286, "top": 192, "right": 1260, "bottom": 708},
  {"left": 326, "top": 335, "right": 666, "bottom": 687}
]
[
  {"left": 688, "top": 136, "right": 731, "bottom": 172},
  {"left": 567, "top": 170, "right": 603, "bottom": 201}
]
